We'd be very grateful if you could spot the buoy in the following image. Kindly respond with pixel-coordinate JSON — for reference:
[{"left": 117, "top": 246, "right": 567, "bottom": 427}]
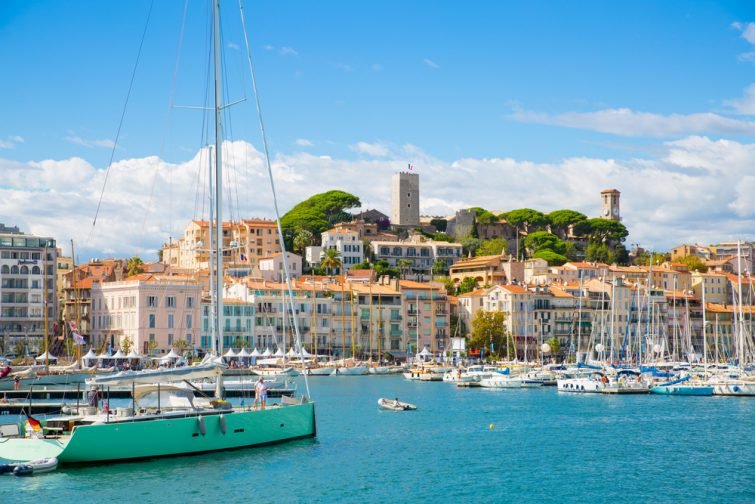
[{"left": 489, "top": 423, "right": 495, "bottom": 430}]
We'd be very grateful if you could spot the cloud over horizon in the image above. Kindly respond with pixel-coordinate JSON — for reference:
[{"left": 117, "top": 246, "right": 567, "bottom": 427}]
[{"left": 1, "top": 136, "right": 753, "bottom": 261}]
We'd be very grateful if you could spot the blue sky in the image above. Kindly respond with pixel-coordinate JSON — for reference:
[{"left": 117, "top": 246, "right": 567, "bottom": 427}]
[{"left": 1, "top": 1, "right": 754, "bottom": 259}]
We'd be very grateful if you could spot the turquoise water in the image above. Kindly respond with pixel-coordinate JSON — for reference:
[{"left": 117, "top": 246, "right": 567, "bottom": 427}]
[{"left": 3, "top": 376, "right": 754, "bottom": 503}]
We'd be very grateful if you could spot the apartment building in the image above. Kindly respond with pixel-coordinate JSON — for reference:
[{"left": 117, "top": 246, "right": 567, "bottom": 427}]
[
  {"left": 90, "top": 275, "right": 201, "bottom": 355},
  {"left": 161, "top": 219, "right": 281, "bottom": 272},
  {"left": 372, "top": 236, "right": 462, "bottom": 280},
  {"left": 0, "top": 230, "right": 57, "bottom": 354}
]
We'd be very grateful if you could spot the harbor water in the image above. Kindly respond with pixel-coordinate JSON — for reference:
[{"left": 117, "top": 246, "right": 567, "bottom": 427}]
[{"left": 2, "top": 375, "right": 753, "bottom": 503}]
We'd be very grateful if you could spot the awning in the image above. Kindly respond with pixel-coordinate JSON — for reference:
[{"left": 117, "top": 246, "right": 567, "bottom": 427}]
[{"left": 89, "top": 363, "right": 226, "bottom": 387}]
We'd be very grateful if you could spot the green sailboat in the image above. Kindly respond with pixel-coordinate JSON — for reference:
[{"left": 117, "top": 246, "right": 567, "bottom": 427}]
[{"left": 0, "top": 0, "right": 316, "bottom": 464}]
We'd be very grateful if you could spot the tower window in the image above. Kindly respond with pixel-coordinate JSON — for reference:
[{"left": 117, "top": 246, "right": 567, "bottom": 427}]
[
  {"left": 407, "top": 193, "right": 411, "bottom": 197},
  {"left": 408, "top": 204, "right": 411, "bottom": 208}
]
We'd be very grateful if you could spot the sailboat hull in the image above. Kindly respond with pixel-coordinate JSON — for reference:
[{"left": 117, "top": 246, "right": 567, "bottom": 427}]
[{"left": 0, "top": 403, "right": 316, "bottom": 464}]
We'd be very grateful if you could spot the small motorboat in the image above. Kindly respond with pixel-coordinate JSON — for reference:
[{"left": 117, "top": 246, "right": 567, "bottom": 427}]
[
  {"left": 0, "top": 457, "right": 58, "bottom": 476},
  {"left": 377, "top": 397, "right": 416, "bottom": 411}
]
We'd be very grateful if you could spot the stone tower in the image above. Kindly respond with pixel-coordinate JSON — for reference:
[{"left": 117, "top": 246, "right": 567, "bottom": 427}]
[
  {"left": 600, "top": 189, "right": 621, "bottom": 221},
  {"left": 391, "top": 172, "right": 420, "bottom": 227}
]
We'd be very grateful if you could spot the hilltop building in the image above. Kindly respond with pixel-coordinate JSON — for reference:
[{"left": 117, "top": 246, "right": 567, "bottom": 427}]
[{"left": 391, "top": 172, "right": 420, "bottom": 227}]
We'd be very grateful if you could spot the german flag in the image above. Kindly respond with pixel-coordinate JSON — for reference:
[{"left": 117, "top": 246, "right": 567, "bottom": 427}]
[{"left": 25, "top": 414, "right": 41, "bottom": 432}]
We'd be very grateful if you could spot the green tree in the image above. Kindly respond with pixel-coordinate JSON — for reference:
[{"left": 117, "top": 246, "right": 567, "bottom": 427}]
[
  {"left": 147, "top": 340, "right": 159, "bottom": 356},
  {"left": 174, "top": 338, "right": 191, "bottom": 355},
  {"left": 430, "top": 218, "right": 448, "bottom": 232},
  {"left": 126, "top": 256, "right": 144, "bottom": 276},
  {"left": 678, "top": 255, "right": 708, "bottom": 273},
  {"left": 321, "top": 248, "right": 343, "bottom": 276},
  {"left": 352, "top": 260, "right": 372, "bottom": 270},
  {"left": 373, "top": 260, "right": 400, "bottom": 279},
  {"left": 548, "top": 209, "right": 588, "bottom": 239},
  {"left": 500, "top": 208, "right": 550, "bottom": 234},
  {"left": 432, "top": 260, "right": 448, "bottom": 278},
  {"left": 544, "top": 337, "right": 561, "bottom": 361},
  {"left": 584, "top": 243, "right": 612, "bottom": 263},
  {"left": 533, "top": 249, "right": 569, "bottom": 266},
  {"left": 280, "top": 190, "right": 361, "bottom": 248},
  {"left": 292, "top": 228, "right": 314, "bottom": 254},
  {"left": 584, "top": 218, "right": 628, "bottom": 244},
  {"left": 432, "top": 233, "right": 453, "bottom": 242},
  {"left": 397, "top": 259, "right": 413, "bottom": 280},
  {"left": 469, "top": 310, "right": 513, "bottom": 359},
  {"left": 460, "top": 235, "right": 482, "bottom": 257},
  {"left": 437, "top": 276, "right": 456, "bottom": 296},
  {"left": 523, "top": 231, "right": 565, "bottom": 256},
  {"left": 477, "top": 238, "right": 508, "bottom": 256},
  {"left": 120, "top": 336, "right": 133, "bottom": 354},
  {"left": 563, "top": 240, "right": 579, "bottom": 261},
  {"left": 469, "top": 207, "right": 499, "bottom": 224},
  {"left": 457, "top": 277, "right": 477, "bottom": 294}
]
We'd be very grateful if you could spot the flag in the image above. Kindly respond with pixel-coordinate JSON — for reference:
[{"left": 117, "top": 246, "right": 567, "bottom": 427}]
[
  {"left": 25, "top": 414, "right": 41, "bottom": 433},
  {"left": 69, "top": 321, "right": 79, "bottom": 333},
  {"left": 408, "top": 163, "right": 413, "bottom": 171},
  {"left": 240, "top": 253, "right": 248, "bottom": 262},
  {"left": 73, "top": 332, "right": 85, "bottom": 345}
]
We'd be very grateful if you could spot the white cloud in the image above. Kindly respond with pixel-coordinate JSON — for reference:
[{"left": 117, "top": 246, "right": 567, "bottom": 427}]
[
  {"left": 4, "top": 136, "right": 755, "bottom": 260},
  {"left": 733, "top": 21, "right": 755, "bottom": 63},
  {"left": 423, "top": 58, "right": 439, "bottom": 69},
  {"left": 741, "top": 22, "right": 755, "bottom": 44},
  {"left": 0, "top": 135, "right": 24, "bottom": 149},
  {"left": 350, "top": 141, "right": 390, "bottom": 157},
  {"left": 279, "top": 47, "right": 298, "bottom": 57},
  {"left": 65, "top": 135, "right": 116, "bottom": 149},
  {"left": 508, "top": 107, "right": 755, "bottom": 137},
  {"left": 725, "top": 83, "right": 755, "bottom": 115},
  {"left": 295, "top": 138, "right": 314, "bottom": 147}
]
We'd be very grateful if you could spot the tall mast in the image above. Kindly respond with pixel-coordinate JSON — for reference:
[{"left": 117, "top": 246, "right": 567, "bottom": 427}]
[
  {"left": 212, "top": 0, "right": 225, "bottom": 399},
  {"left": 43, "top": 244, "right": 49, "bottom": 369},
  {"left": 702, "top": 280, "right": 707, "bottom": 371},
  {"left": 736, "top": 241, "right": 745, "bottom": 369}
]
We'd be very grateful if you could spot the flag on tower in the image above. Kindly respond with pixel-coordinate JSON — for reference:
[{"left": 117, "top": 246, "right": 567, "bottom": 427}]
[{"left": 408, "top": 163, "right": 413, "bottom": 171}]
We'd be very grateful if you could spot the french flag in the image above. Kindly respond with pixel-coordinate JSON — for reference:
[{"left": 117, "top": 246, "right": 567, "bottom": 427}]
[{"left": 408, "top": 163, "right": 413, "bottom": 171}]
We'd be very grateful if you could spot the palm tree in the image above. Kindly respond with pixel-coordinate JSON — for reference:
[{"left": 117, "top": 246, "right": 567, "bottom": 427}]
[
  {"left": 127, "top": 256, "right": 144, "bottom": 276},
  {"left": 320, "top": 248, "right": 342, "bottom": 276},
  {"left": 397, "top": 259, "right": 413, "bottom": 280}
]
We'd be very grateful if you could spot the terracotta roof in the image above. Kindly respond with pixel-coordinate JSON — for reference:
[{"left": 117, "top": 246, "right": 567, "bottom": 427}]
[
  {"left": 399, "top": 280, "right": 442, "bottom": 290},
  {"left": 457, "top": 288, "right": 489, "bottom": 298},
  {"left": 548, "top": 287, "right": 573, "bottom": 298},
  {"left": 497, "top": 284, "right": 528, "bottom": 294}
]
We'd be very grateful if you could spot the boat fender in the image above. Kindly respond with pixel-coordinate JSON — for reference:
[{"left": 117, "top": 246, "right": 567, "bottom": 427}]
[
  {"left": 13, "top": 465, "right": 33, "bottom": 476},
  {"left": 733, "top": 385, "right": 740, "bottom": 393},
  {"left": 197, "top": 415, "right": 206, "bottom": 436},
  {"left": 218, "top": 414, "right": 227, "bottom": 434}
]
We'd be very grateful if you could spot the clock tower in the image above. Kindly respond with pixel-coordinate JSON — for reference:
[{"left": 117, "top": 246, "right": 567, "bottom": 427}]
[{"left": 600, "top": 189, "right": 621, "bottom": 221}]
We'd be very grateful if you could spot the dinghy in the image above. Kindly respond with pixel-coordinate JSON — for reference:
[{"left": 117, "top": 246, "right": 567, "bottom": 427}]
[
  {"left": 377, "top": 398, "right": 416, "bottom": 411},
  {"left": 0, "top": 457, "right": 58, "bottom": 476}
]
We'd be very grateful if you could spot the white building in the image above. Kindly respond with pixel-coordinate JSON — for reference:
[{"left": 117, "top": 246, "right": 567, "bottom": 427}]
[
  {"left": 258, "top": 252, "right": 302, "bottom": 281},
  {"left": 0, "top": 230, "right": 58, "bottom": 355},
  {"left": 321, "top": 228, "right": 363, "bottom": 269},
  {"left": 371, "top": 235, "right": 463, "bottom": 279}
]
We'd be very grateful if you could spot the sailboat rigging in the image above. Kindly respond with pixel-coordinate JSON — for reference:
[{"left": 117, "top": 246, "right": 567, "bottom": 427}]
[{"left": 0, "top": 0, "right": 316, "bottom": 464}]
